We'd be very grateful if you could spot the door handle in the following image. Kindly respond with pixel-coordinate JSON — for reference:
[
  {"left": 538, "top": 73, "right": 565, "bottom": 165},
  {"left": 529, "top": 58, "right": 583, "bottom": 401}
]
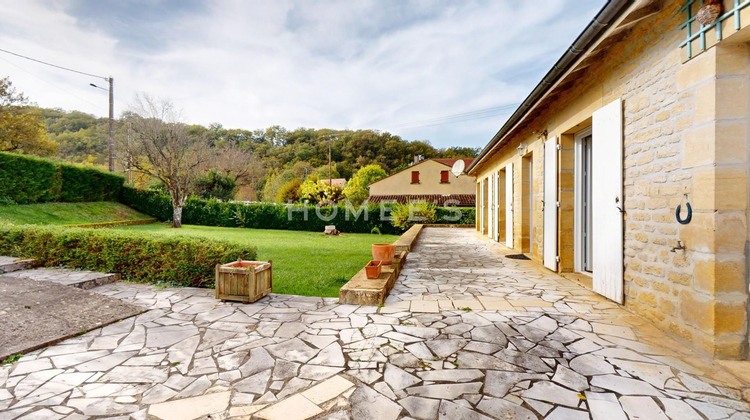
[{"left": 615, "top": 196, "right": 625, "bottom": 214}]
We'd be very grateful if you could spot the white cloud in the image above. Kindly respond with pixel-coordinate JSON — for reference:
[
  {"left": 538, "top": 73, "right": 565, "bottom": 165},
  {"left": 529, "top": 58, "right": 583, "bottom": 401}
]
[{"left": 0, "top": 0, "right": 605, "bottom": 148}]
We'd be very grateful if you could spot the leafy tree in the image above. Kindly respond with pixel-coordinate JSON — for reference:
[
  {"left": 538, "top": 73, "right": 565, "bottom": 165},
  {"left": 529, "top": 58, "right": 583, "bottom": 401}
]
[
  {"left": 299, "top": 179, "right": 343, "bottom": 204},
  {"left": 344, "top": 164, "right": 387, "bottom": 205},
  {"left": 440, "top": 146, "right": 480, "bottom": 158},
  {"left": 277, "top": 178, "right": 302, "bottom": 203},
  {"left": 127, "top": 95, "right": 210, "bottom": 227},
  {"left": 194, "top": 169, "right": 237, "bottom": 201},
  {"left": 260, "top": 169, "right": 296, "bottom": 203},
  {"left": 0, "top": 77, "right": 56, "bottom": 156}
]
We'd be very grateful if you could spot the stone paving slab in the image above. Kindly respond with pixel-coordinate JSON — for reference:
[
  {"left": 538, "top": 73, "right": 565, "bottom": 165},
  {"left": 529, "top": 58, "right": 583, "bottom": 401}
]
[
  {"left": 0, "top": 276, "right": 145, "bottom": 360},
  {"left": 3, "top": 268, "right": 119, "bottom": 290},
  {"left": 0, "top": 228, "right": 748, "bottom": 419},
  {"left": 0, "top": 257, "right": 37, "bottom": 274}
]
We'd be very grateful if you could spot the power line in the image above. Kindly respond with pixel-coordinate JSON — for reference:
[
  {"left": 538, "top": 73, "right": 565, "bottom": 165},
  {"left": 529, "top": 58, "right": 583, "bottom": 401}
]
[
  {"left": 0, "top": 56, "right": 102, "bottom": 109},
  {"left": 387, "top": 103, "right": 520, "bottom": 130},
  {"left": 0, "top": 47, "right": 108, "bottom": 81},
  {"left": 394, "top": 110, "right": 515, "bottom": 130}
]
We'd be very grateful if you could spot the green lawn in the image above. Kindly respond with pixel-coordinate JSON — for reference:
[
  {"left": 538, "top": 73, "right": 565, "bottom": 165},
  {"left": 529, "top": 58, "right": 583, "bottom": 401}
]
[
  {"left": 0, "top": 202, "right": 152, "bottom": 225},
  {"left": 116, "top": 223, "right": 399, "bottom": 297}
]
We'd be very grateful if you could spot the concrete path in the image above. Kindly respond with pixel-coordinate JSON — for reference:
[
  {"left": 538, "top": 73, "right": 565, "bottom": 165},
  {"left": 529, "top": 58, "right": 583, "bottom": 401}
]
[{"left": 0, "top": 228, "right": 748, "bottom": 419}]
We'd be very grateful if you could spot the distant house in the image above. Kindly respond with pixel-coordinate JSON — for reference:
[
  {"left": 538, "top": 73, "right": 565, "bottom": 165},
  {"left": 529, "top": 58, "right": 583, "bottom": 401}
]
[
  {"left": 320, "top": 178, "right": 346, "bottom": 189},
  {"left": 368, "top": 158, "right": 475, "bottom": 206}
]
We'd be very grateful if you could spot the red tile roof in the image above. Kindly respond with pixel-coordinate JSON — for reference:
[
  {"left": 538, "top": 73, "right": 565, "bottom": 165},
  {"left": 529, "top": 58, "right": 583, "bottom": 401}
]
[
  {"left": 321, "top": 178, "right": 347, "bottom": 189},
  {"left": 433, "top": 158, "right": 474, "bottom": 169},
  {"left": 368, "top": 194, "right": 475, "bottom": 207}
]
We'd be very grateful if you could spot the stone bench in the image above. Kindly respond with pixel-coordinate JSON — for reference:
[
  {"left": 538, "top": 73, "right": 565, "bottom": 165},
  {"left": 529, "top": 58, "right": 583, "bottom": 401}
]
[
  {"left": 394, "top": 224, "right": 423, "bottom": 252},
  {"left": 339, "top": 251, "right": 406, "bottom": 306}
]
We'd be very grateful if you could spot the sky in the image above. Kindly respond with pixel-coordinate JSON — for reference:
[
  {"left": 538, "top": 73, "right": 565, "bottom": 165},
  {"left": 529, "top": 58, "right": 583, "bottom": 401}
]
[{"left": 0, "top": 0, "right": 605, "bottom": 149}]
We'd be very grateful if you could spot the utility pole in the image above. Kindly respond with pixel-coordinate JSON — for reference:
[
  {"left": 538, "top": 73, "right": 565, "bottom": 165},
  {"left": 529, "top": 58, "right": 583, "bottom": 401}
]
[
  {"left": 90, "top": 78, "right": 115, "bottom": 172},
  {"left": 108, "top": 77, "right": 114, "bottom": 172},
  {"left": 328, "top": 136, "right": 332, "bottom": 187},
  {"left": 0, "top": 48, "right": 116, "bottom": 171}
]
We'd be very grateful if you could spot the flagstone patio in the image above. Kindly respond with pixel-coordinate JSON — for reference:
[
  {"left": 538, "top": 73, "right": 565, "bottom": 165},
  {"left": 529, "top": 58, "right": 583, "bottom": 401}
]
[{"left": 0, "top": 228, "right": 748, "bottom": 419}]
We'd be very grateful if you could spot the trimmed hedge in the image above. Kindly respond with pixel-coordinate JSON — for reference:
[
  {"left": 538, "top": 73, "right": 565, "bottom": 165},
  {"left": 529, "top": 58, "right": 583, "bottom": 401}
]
[
  {"left": 120, "top": 186, "right": 476, "bottom": 233},
  {"left": 0, "top": 152, "right": 124, "bottom": 204},
  {"left": 0, "top": 224, "right": 257, "bottom": 287}
]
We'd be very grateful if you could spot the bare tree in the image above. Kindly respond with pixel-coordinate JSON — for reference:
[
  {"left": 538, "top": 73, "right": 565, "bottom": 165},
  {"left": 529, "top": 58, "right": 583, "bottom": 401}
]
[
  {"left": 208, "top": 142, "right": 265, "bottom": 186},
  {"left": 127, "top": 95, "right": 210, "bottom": 227}
]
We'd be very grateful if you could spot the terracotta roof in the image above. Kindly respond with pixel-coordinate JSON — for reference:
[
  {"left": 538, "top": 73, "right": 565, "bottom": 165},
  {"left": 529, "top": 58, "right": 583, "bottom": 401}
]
[
  {"left": 321, "top": 178, "right": 347, "bottom": 188},
  {"left": 368, "top": 194, "right": 475, "bottom": 207},
  {"left": 433, "top": 158, "right": 474, "bottom": 169}
]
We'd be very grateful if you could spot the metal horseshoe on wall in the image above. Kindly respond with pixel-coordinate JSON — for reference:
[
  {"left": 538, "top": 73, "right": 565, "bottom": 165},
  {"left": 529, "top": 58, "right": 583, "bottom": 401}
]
[{"left": 675, "top": 201, "right": 692, "bottom": 225}]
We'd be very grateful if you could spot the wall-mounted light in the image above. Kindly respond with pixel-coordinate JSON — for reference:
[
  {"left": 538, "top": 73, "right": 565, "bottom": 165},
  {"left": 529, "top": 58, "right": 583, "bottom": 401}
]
[{"left": 517, "top": 143, "right": 526, "bottom": 157}]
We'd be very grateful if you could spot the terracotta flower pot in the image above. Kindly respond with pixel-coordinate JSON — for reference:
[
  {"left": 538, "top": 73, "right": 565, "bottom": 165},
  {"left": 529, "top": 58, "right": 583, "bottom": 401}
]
[
  {"left": 365, "top": 260, "right": 382, "bottom": 279},
  {"left": 372, "top": 243, "right": 395, "bottom": 265}
]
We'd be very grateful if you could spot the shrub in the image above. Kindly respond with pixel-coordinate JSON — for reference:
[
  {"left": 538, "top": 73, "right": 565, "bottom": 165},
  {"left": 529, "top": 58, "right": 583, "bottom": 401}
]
[
  {"left": 276, "top": 178, "right": 301, "bottom": 203},
  {"left": 194, "top": 170, "right": 237, "bottom": 201},
  {"left": 0, "top": 224, "right": 257, "bottom": 287},
  {"left": 390, "top": 202, "right": 437, "bottom": 231},
  {"left": 119, "top": 187, "right": 476, "bottom": 233},
  {"left": 120, "top": 186, "right": 173, "bottom": 220},
  {"left": 436, "top": 206, "right": 476, "bottom": 225},
  {"left": 0, "top": 151, "right": 124, "bottom": 204},
  {"left": 0, "top": 152, "right": 59, "bottom": 203},
  {"left": 59, "top": 163, "right": 124, "bottom": 202}
]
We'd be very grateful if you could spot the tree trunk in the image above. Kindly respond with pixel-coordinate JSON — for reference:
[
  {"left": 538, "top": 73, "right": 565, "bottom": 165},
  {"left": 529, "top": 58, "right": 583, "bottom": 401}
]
[{"left": 173, "top": 205, "right": 183, "bottom": 228}]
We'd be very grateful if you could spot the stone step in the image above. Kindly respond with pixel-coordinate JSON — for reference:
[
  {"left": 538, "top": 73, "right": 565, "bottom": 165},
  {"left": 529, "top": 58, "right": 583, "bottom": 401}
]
[
  {"left": 2, "top": 267, "right": 120, "bottom": 290},
  {"left": 0, "top": 256, "right": 38, "bottom": 274}
]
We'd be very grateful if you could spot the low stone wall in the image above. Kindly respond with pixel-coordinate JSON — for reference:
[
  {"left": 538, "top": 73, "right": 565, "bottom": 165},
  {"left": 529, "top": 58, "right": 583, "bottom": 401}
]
[
  {"left": 394, "top": 224, "right": 423, "bottom": 253},
  {"left": 339, "top": 252, "right": 407, "bottom": 306},
  {"left": 339, "top": 224, "right": 425, "bottom": 305}
]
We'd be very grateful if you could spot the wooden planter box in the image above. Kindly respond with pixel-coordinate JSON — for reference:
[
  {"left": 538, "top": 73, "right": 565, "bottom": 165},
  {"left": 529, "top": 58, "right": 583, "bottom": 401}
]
[{"left": 215, "top": 260, "right": 272, "bottom": 303}]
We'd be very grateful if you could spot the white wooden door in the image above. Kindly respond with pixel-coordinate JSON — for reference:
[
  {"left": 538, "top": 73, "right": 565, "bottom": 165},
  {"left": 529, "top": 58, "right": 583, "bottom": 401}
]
[
  {"left": 505, "top": 163, "right": 514, "bottom": 248},
  {"left": 592, "top": 98, "right": 624, "bottom": 304},
  {"left": 543, "top": 136, "right": 558, "bottom": 271},
  {"left": 493, "top": 172, "right": 500, "bottom": 242},
  {"left": 487, "top": 175, "right": 494, "bottom": 238}
]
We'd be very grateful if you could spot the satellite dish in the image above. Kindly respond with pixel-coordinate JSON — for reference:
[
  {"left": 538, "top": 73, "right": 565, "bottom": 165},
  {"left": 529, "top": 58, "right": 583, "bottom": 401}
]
[{"left": 451, "top": 159, "right": 466, "bottom": 177}]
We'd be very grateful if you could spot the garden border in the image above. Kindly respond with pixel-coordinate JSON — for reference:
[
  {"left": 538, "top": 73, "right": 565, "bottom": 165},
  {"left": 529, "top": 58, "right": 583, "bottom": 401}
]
[{"left": 339, "top": 224, "right": 424, "bottom": 305}]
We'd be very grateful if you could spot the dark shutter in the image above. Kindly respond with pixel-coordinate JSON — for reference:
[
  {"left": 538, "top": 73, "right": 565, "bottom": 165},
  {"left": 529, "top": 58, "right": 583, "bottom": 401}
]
[
  {"left": 441, "top": 170, "right": 449, "bottom": 183},
  {"left": 411, "top": 171, "right": 419, "bottom": 184}
]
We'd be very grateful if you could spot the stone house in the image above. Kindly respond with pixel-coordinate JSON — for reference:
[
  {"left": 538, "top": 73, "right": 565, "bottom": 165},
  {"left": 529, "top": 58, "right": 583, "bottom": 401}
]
[
  {"left": 369, "top": 158, "right": 476, "bottom": 206},
  {"left": 468, "top": 0, "right": 750, "bottom": 359}
]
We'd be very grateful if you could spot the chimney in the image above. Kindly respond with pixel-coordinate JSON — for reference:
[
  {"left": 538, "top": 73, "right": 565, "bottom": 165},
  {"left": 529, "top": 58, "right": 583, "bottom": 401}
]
[{"left": 413, "top": 155, "right": 419, "bottom": 164}]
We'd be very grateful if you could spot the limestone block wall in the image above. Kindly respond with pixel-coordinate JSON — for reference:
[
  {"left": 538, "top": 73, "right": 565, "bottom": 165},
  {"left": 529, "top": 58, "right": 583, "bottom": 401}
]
[{"left": 471, "top": 1, "right": 750, "bottom": 358}]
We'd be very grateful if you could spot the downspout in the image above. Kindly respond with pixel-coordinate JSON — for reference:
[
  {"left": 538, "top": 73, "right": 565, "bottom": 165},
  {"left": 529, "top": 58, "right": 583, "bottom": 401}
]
[{"left": 467, "top": 0, "right": 634, "bottom": 174}]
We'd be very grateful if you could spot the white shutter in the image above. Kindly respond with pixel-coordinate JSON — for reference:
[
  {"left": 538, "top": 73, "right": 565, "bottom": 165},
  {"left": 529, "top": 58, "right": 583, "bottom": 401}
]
[
  {"left": 592, "top": 98, "right": 624, "bottom": 304},
  {"left": 487, "top": 175, "right": 494, "bottom": 238},
  {"left": 493, "top": 172, "right": 500, "bottom": 242},
  {"left": 505, "top": 163, "right": 514, "bottom": 248},
  {"left": 543, "top": 137, "right": 558, "bottom": 271}
]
